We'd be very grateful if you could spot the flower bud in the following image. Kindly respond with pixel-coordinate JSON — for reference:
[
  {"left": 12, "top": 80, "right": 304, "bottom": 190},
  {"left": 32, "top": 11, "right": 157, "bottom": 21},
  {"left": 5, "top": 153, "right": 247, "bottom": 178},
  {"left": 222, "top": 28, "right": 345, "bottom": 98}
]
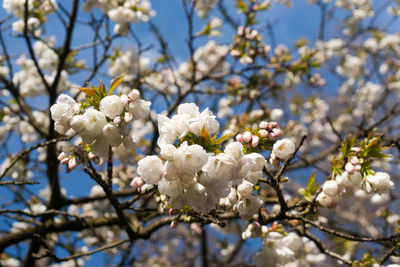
[
  {"left": 169, "top": 208, "right": 179, "bottom": 216},
  {"left": 60, "top": 157, "right": 70, "bottom": 165},
  {"left": 259, "top": 121, "right": 268, "bottom": 129},
  {"left": 350, "top": 156, "right": 359, "bottom": 165},
  {"left": 120, "top": 94, "right": 129, "bottom": 106},
  {"left": 88, "top": 152, "right": 96, "bottom": 160},
  {"left": 124, "top": 112, "right": 133, "bottom": 123},
  {"left": 236, "top": 133, "right": 244, "bottom": 143},
  {"left": 322, "top": 180, "right": 339, "bottom": 197},
  {"left": 272, "top": 128, "right": 283, "bottom": 137},
  {"left": 113, "top": 116, "right": 122, "bottom": 125},
  {"left": 131, "top": 176, "right": 145, "bottom": 188},
  {"left": 269, "top": 121, "right": 278, "bottom": 129},
  {"left": 128, "top": 89, "right": 140, "bottom": 101},
  {"left": 243, "top": 131, "right": 252, "bottom": 143},
  {"left": 259, "top": 129, "right": 269, "bottom": 138},
  {"left": 170, "top": 220, "right": 178, "bottom": 229},
  {"left": 251, "top": 135, "right": 259, "bottom": 147},
  {"left": 345, "top": 162, "right": 355, "bottom": 174},
  {"left": 316, "top": 192, "right": 334, "bottom": 207},
  {"left": 68, "top": 157, "right": 77, "bottom": 170},
  {"left": 57, "top": 152, "right": 67, "bottom": 161}
]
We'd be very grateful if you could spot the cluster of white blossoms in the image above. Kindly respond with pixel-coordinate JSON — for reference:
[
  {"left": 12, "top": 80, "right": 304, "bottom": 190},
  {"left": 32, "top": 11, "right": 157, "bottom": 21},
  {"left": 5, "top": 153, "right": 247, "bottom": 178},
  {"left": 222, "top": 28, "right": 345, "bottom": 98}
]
[
  {"left": 108, "top": 47, "right": 149, "bottom": 82},
  {"left": 253, "top": 231, "right": 326, "bottom": 267},
  {"left": 157, "top": 103, "right": 219, "bottom": 146},
  {"left": 82, "top": 0, "right": 155, "bottom": 35},
  {"left": 177, "top": 40, "right": 229, "bottom": 82},
  {"left": 12, "top": 38, "right": 72, "bottom": 97},
  {"left": 137, "top": 103, "right": 268, "bottom": 213},
  {"left": 336, "top": 0, "right": 374, "bottom": 20},
  {"left": 143, "top": 68, "right": 178, "bottom": 95},
  {"left": 194, "top": 0, "right": 219, "bottom": 18},
  {"left": 50, "top": 89, "right": 150, "bottom": 158},
  {"left": 3, "top": 0, "right": 58, "bottom": 34},
  {"left": 317, "top": 168, "right": 394, "bottom": 208}
]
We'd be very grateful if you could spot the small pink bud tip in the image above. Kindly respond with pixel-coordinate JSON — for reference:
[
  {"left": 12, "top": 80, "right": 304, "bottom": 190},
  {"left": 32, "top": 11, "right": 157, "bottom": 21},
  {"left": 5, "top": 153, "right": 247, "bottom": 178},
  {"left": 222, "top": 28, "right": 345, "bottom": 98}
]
[
  {"left": 128, "top": 89, "right": 140, "bottom": 101},
  {"left": 236, "top": 133, "right": 244, "bottom": 143},
  {"left": 88, "top": 152, "right": 96, "bottom": 160},
  {"left": 124, "top": 112, "right": 133, "bottom": 123},
  {"left": 259, "top": 121, "right": 268, "bottom": 129},
  {"left": 113, "top": 116, "right": 122, "bottom": 125},
  {"left": 272, "top": 128, "right": 283, "bottom": 137},
  {"left": 170, "top": 220, "right": 178, "bottom": 229},
  {"left": 269, "top": 121, "right": 278, "bottom": 129},
  {"left": 169, "top": 208, "right": 178, "bottom": 216},
  {"left": 68, "top": 157, "right": 77, "bottom": 170},
  {"left": 350, "top": 156, "right": 359, "bottom": 165},
  {"left": 251, "top": 135, "right": 259, "bottom": 147},
  {"left": 345, "top": 162, "right": 355, "bottom": 174},
  {"left": 131, "top": 176, "right": 144, "bottom": 188},
  {"left": 60, "top": 157, "right": 70, "bottom": 165},
  {"left": 243, "top": 131, "right": 252, "bottom": 143},
  {"left": 120, "top": 94, "right": 129, "bottom": 106},
  {"left": 259, "top": 129, "right": 269, "bottom": 138},
  {"left": 57, "top": 152, "right": 67, "bottom": 161}
]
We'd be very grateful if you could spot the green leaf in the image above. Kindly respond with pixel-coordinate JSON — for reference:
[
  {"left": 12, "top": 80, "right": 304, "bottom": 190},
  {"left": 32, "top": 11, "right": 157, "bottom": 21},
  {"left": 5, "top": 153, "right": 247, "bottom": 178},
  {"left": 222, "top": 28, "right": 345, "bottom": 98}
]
[
  {"left": 108, "top": 72, "right": 126, "bottom": 95},
  {"left": 74, "top": 86, "right": 97, "bottom": 97},
  {"left": 307, "top": 170, "right": 319, "bottom": 195},
  {"left": 215, "top": 132, "right": 236, "bottom": 144},
  {"left": 340, "top": 135, "right": 356, "bottom": 158}
]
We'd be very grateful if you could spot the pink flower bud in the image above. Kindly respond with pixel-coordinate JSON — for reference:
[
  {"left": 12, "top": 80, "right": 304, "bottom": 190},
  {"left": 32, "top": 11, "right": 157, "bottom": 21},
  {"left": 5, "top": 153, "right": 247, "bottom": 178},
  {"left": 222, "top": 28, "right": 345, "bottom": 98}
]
[
  {"left": 259, "top": 121, "right": 268, "bottom": 129},
  {"left": 259, "top": 129, "right": 269, "bottom": 138},
  {"left": 57, "top": 152, "right": 67, "bottom": 161},
  {"left": 128, "top": 89, "right": 140, "bottom": 101},
  {"left": 251, "top": 135, "right": 259, "bottom": 147},
  {"left": 350, "top": 156, "right": 359, "bottom": 165},
  {"left": 272, "top": 128, "right": 283, "bottom": 137},
  {"left": 113, "top": 116, "right": 122, "bottom": 125},
  {"left": 236, "top": 133, "right": 244, "bottom": 143},
  {"left": 243, "top": 131, "right": 252, "bottom": 143},
  {"left": 170, "top": 220, "right": 178, "bottom": 229},
  {"left": 68, "top": 157, "right": 77, "bottom": 170},
  {"left": 269, "top": 121, "right": 278, "bottom": 129},
  {"left": 60, "top": 157, "right": 70, "bottom": 165},
  {"left": 131, "top": 176, "right": 144, "bottom": 188},
  {"left": 169, "top": 208, "right": 178, "bottom": 216},
  {"left": 88, "top": 152, "right": 96, "bottom": 160},
  {"left": 120, "top": 94, "right": 129, "bottom": 106},
  {"left": 124, "top": 112, "right": 133, "bottom": 123},
  {"left": 237, "top": 26, "right": 244, "bottom": 35},
  {"left": 269, "top": 132, "right": 276, "bottom": 138},
  {"left": 345, "top": 162, "right": 355, "bottom": 174}
]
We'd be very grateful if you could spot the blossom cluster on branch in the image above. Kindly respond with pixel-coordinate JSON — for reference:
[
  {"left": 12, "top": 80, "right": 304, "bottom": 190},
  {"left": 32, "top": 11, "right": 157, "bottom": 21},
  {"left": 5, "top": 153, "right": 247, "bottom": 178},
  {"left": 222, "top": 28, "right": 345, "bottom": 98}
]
[{"left": 0, "top": 0, "right": 400, "bottom": 266}]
